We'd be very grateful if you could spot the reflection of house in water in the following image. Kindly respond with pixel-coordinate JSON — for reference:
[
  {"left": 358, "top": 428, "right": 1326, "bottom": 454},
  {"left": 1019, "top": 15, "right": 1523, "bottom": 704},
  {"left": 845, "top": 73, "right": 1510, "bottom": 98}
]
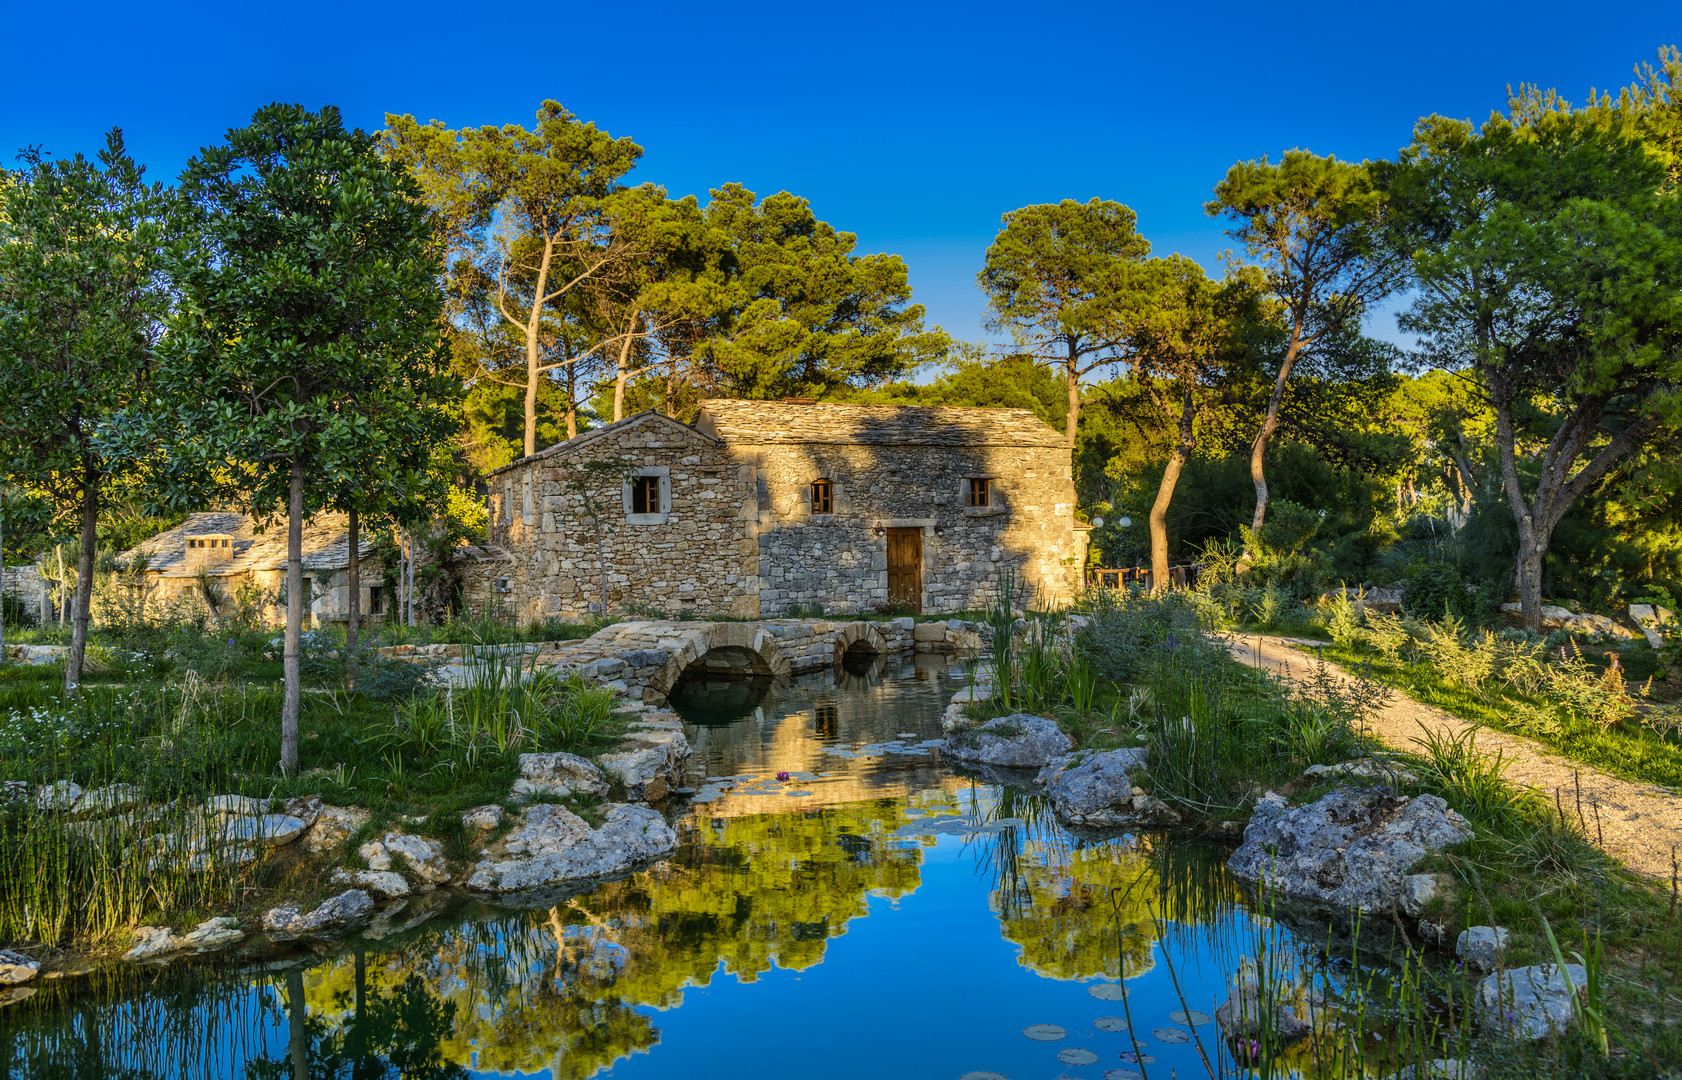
[{"left": 672, "top": 654, "right": 971, "bottom": 817}]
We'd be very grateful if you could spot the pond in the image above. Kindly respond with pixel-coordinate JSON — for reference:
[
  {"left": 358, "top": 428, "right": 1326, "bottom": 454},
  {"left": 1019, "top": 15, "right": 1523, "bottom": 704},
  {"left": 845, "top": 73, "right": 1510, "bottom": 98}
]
[{"left": 0, "top": 654, "right": 1412, "bottom": 1079}]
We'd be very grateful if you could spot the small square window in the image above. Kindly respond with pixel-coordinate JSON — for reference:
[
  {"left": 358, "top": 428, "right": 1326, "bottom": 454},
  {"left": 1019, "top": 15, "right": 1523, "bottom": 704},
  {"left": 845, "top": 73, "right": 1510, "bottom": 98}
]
[
  {"left": 966, "top": 478, "right": 991, "bottom": 508},
  {"left": 811, "top": 479, "right": 833, "bottom": 514},
  {"left": 632, "top": 476, "right": 661, "bottom": 515}
]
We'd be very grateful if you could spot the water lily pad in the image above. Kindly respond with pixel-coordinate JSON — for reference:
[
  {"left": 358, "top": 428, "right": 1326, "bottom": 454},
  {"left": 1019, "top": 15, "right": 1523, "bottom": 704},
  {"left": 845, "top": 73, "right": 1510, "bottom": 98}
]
[
  {"left": 1093, "top": 1017, "right": 1128, "bottom": 1032},
  {"left": 1104, "top": 1071, "right": 1144, "bottom": 1080},
  {"left": 897, "top": 732, "right": 918, "bottom": 739},
  {"left": 1169, "top": 1010, "right": 1210, "bottom": 1027},
  {"left": 1088, "top": 983, "right": 1128, "bottom": 1001},
  {"left": 959, "top": 1073, "right": 1008, "bottom": 1080},
  {"left": 1057, "top": 1048, "right": 1099, "bottom": 1065},
  {"left": 1117, "top": 1052, "right": 1155, "bottom": 1064},
  {"left": 1152, "top": 1027, "right": 1190, "bottom": 1044},
  {"left": 1022, "top": 1024, "right": 1066, "bottom": 1041},
  {"left": 785, "top": 791, "right": 812, "bottom": 797}
]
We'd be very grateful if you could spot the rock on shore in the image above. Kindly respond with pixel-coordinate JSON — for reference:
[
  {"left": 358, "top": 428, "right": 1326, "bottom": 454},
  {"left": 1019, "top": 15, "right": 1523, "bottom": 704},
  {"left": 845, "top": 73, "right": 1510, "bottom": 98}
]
[
  {"left": 262, "top": 890, "right": 375, "bottom": 940},
  {"left": 1477, "top": 963, "right": 1587, "bottom": 1039},
  {"left": 940, "top": 714, "right": 1071, "bottom": 770},
  {"left": 1227, "top": 786, "right": 1471, "bottom": 914},
  {"left": 1036, "top": 748, "right": 1156, "bottom": 825},
  {"left": 466, "top": 803, "right": 678, "bottom": 895}
]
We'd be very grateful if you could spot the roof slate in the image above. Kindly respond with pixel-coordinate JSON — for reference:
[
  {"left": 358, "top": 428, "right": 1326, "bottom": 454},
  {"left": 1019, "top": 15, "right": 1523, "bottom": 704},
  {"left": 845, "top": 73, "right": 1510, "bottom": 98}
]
[
  {"left": 121, "top": 512, "right": 374, "bottom": 577},
  {"left": 694, "top": 399, "right": 1065, "bottom": 448}
]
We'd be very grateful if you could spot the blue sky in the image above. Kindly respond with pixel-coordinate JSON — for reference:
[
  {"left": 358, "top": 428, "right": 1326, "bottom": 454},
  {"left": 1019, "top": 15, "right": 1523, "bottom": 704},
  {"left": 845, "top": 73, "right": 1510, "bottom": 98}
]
[{"left": 4, "top": 2, "right": 1675, "bottom": 349}]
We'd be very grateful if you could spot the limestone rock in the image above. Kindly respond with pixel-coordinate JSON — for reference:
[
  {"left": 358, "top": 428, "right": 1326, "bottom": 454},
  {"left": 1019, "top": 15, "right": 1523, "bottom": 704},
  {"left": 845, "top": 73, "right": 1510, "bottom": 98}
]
[
  {"left": 359, "top": 840, "right": 392, "bottom": 871},
  {"left": 74, "top": 784, "right": 142, "bottom": 818},
  {"left": 262, "top": 889, "right": 376, "bottom": 939},
  {"left": 222, "top": 814, "right": 306, "bottom": 849},
  {"left": 35, "top": 781, "right": 83, "bottom": 813},
  {"left": 598, "top": 729, "right": 690, "bottom": 800},
  {"left": 331, "top": 869, "right": 412, "bottom": 899},
  {"left": 513, "top": 751, "right": 609, "bottom": 799},
  {"left": 283, "top": 795, "right": 322, "bottom": 830},
  {"left": 912, "top": 621, "right": 948, "bottom": 642},
  {"left": 304, "top": 804, "right": 370, "bottom": 855},
  {"left": 123, "top": 926, "right": 181, "bottom": 962},
  {"left": 1399, "top": 873, "right": 1450, "bottom": 918},
  {"left": 1477, "top": 963, "right": 1586, "bottom": 1039},
  {"left": 1037, "top": 748, "right": 1150, "bottom": 825},
  {"left": 466, "top": 803, "right": 678, "bottom": 895},
  {"left": 1214, "top": 958, "right": 1312, "bottom": 1043},
  {"left": 0, "top": 950, "right": 39, "bottom": 986},
  {"left": 377, "top": 833, "right": 450, "bottom": 886},
  {"left": 940, "top": 713, "right": 1071, "bottom": 770},
  {"left": 1631, "top": 603, "right": 1675, "bottom": 651},
  {"left": 461, "top": 805, "right": 505, "bottom": 830},
  {"left": 1228, "top": 787, "right": 1472, "bottom": 914},
  {"left": 1457, "top": 926, "right": 1511, "bottom": 972},
  {"left": 205, "top": 794, "right": 266, "bottom": 817},
  {"left": 1302, "top": 758, "right": 1420, "bottom": 787},
  {"left": 179, "top": 917, "right": 244, "bottom": 953}
]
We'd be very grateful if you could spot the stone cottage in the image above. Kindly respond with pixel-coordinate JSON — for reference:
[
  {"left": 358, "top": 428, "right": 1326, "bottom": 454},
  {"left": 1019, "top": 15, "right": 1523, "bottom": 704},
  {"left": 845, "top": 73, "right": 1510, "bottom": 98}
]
[
  {"left": 120, "top": 512, "right": 386, "bottom": 628},
  {"left": 486, "top": 399, "right": 1082, "bottom": 621}
]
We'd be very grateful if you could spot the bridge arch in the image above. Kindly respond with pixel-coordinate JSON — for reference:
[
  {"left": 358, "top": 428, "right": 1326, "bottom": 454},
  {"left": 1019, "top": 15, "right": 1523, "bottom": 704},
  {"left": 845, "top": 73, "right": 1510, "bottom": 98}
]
[
  {"left": 645, "top": 622, "right": 791, "bottom": 702},
  {"left": 833, "top": 621, "right": 888, "bottom": 661}
]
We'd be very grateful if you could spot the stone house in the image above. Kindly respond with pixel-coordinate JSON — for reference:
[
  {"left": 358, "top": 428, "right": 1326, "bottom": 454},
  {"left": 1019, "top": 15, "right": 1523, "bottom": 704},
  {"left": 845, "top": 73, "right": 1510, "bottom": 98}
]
[
  {"left": 486, "top": 399, "right": 1083, "bottom": 621},
  {"left": 119, "top": 512, "right": 387, "bottom": 628}
]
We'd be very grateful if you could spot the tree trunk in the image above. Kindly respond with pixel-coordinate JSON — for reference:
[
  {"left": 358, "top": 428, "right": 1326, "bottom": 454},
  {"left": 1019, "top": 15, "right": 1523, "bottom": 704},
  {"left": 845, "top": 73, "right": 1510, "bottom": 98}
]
[
  {"left": 520, "top": 239, "right": 557, "bottom": 458},
  {"left": 1148, "top": 389, "right": 1198, "bottom": 594},
  {"left": 346, "top": 508, "right": 359, "bottom": 693},
  {"left": 1249, "top": 324, "right": 1304, "bottom": 533},
  {"left": 281, "top": 459, "right": 304, "bottom": 776},
  {"left": 1064, "top": 340, "right": 1080, "bottom": 449},
  {"left": 286, "top": 967, "right": 309, "bottom": 1080},
  {"left": 1, "top": 490, "right": 7, "bottom": 668},
  {"left": 613, "top": 311, "right": 638, "bottom": 423},
  {"left": 64, "top": 471, "right": 98, "bottom": 693}
]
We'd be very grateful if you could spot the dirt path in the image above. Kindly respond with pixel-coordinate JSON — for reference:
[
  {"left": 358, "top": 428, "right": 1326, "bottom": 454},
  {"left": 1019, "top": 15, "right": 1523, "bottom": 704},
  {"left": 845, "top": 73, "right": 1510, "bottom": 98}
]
[{"left": 1228, "top": 633, "right": 1682, "bottom": 882}]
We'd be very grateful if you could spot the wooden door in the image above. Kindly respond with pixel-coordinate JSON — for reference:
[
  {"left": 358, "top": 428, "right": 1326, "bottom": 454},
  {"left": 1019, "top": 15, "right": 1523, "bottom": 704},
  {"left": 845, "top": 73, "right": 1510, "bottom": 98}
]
[{"left": 886, "top": 528, "right": 923, "bottom": 613}]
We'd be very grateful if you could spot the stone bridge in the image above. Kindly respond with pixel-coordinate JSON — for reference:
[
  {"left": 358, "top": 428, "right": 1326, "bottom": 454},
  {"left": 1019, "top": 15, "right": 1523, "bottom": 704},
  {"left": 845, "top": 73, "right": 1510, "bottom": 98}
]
[{"left": 381, "top": 616, "right": 986, "bottom": 704}]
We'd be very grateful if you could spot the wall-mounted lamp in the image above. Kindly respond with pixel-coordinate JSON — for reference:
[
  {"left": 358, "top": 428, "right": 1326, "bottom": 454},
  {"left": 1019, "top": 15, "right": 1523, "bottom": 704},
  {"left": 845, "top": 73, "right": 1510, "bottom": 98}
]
[
  {"left": 933, "top": 525, "right": 944, "bottom": 534},
  {"left": 872, "top": 526, "right": 884, "bottom": 535}
]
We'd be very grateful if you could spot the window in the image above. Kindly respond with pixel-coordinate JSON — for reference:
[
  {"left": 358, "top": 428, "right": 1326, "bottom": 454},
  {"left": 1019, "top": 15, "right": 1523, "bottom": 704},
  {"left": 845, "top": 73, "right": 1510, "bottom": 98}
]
[
  {"left": 811, "top": 478, "right": 833, "bottom": 514},
  {"left": 631, "top": 476, "right": 661, "bottom": 515},
  {"left": 367, "top": 586, "right": 385, "bottom": 614},
  {"left": 966, "top": 477, "right": 991, "bottom": 508},
  {"left": 494, "top": 577, "right": 512, "bottom": 594}
]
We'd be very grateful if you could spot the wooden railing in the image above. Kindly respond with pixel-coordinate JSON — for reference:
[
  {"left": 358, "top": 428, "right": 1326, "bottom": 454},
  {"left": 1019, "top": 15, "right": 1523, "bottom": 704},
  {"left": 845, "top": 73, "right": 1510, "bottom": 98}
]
[{"left": 1084, "top": 564, "right": 1201, "bottom": 590}]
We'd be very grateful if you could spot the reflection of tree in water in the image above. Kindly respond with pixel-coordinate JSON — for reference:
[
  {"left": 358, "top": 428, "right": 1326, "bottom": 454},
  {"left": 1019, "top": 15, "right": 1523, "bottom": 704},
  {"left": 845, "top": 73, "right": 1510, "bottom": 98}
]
[
  {"left": 288, "top": 799, "right": 929, "bottom": 1078},
  {"left": 963, "top": 783, "right": 1245, "bottom": 983},
  {"left": 248, "top": 963, "right": 467, "bottom": 1080}
]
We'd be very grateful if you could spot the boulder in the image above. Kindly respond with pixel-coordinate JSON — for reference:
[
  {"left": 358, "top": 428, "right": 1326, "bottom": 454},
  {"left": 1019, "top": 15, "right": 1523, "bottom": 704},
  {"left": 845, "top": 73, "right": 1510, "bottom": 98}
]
[
  {"left": 597, "top": 729, "right": 690, "bottom": 800},
  {"left": 179, "top": 917, "right": 244, "bottom": 953},
  {"left": 1228, "top": 787, "right": 1472, "bottom": 914},
  {"left": 34, "top": 781, "right": 83, "bottom": 813},
  {"left": 123, "top": 926, "right": 180, "bottom": 963},
  {"left": 1630, "top": 603, "right": 1675, "bottom": 651},
  {"left": 1037, "top": 748, "right": 1150, "bottom": 825},
  {"left": 0, "top": 950, "right": 39, "bottom": 986},
  {"left": 1457, "top": 926, "right": 1511, "bottom": 972},
  {"left": 461, "top": 805, "right": 505, "bottom": 831},
  {"left": 304, "top": 804, "right": 370, "bottom": 855},
  {"left": 205, "top": 794, "right": 266, "bottom": 817},
  {"left": 283, "top": 795, "right": 322, "bottom": 830},
  {"left": 262, "top": 889, "right": 376, "bottom": 939},
  {"left": 512, "top": 752, "right": 609, "bottom": 799},
  {"left": 1214, "top": 958, "right": 1312, "bottom": 1043},
  {"left": 1302, "top": 758, "right": 1420, "bottom": 786},
  {"left": 359, "top": 833, "right": 449, "bottom": 887},
  {"left": 74, "top": 784, "right": 143, "bottom": 818},
  {"left": 1477, "top": 963, "right": 1586, "bottom": 1039},
  {"left": 331, "top": 869, "right": 411, "bottom": 899},
  {"left": 1399, "top": 873, "right": 1451, "bottom": 918},
  {"left": 940, "top": 713, "right": 1072, "bottom": 770},
  {"left": 466, "top": 803, "right": 678, "bottom": 895},
  {"left": 222, "top": 814, "right": 307, "bottom": 849}
]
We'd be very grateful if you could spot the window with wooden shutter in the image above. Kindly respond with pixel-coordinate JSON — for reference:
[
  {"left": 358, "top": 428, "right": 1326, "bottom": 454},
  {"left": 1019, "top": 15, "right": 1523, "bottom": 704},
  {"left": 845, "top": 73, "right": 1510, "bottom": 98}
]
[
  {"left": 632, "top": 476, "right": 661, "bottom": 515},
  {"left": 811, "top": 478, "right": 833, "bottom": 514},
  {"left": 966, "top": 477, "right": 991, "bottom": 508}
]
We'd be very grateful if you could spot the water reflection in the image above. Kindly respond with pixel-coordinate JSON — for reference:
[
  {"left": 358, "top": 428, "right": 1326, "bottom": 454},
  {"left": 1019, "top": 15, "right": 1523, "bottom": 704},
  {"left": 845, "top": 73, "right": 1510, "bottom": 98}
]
[{"left": 0, "top": 653, "right": 1410, "bottom": 1079}]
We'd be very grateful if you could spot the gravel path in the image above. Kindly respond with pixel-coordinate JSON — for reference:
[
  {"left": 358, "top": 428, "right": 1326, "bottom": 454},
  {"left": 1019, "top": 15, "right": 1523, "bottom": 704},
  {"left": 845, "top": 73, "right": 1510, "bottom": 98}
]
[{"left": 1228, "top": 633, "right": 1682, "bottom": 882}]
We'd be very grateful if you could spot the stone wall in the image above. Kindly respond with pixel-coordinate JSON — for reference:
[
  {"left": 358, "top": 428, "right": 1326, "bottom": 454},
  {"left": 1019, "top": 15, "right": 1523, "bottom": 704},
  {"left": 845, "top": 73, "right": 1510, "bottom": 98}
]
[
  {"left": 744, "top": 442, "right": 1080, "bottom": 616},
  {"left": 486, "top": 415, "right": 759, "bottom": 623},
  {"left": 2, "top": 566, "right": 49, "bottom": 624}
]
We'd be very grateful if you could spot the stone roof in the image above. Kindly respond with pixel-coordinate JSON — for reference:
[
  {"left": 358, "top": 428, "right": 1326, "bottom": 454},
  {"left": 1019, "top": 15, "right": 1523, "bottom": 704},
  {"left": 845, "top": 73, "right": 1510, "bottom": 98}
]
[
  {"left": 486, "top": 411, "right": 715, "bottom": 477},
  {"left": 693, "top": 399, "right": 1066, "bottom": 448},
  {"left": 120, "top": 512, "right": 375, "bottom": 577}
]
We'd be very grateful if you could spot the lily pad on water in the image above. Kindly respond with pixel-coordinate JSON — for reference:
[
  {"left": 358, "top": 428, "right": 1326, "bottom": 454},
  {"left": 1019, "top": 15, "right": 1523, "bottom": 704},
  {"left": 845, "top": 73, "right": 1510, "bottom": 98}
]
[
  {"left": 1088, "top": 983, "right": 1127, "bottom": 1001},
  {"left": 785, "top": 791, "right": 812, "bottom": 797},
  {"left": 1092, "top": 1017, "right": 1128, "bottom": 1032},
  {"left": 1152, "top": 1027, "right": 1190, "bottom": 1044},
  {"left": 1057, "top": 1048, "right": 1100, "bottom": 1065},
  {"left": 958, "top": 1073, "right": 1008, "bottom": 1080},
  {"left": 897, "top": 732, "right": 919, "bottom": 739},
  {"left": 1104, "top": 1071, "right": 1144, "bottom": 1080},
  {"left": 1022, "top": 1024, "right": 1066, "bottom": 1041},
  {"left": 1117, "top": 1052, "right": 1155, "bottom": 1065},
  {"left": 1169, "top": 1010, "right": 1210, "bottom": 1027}
]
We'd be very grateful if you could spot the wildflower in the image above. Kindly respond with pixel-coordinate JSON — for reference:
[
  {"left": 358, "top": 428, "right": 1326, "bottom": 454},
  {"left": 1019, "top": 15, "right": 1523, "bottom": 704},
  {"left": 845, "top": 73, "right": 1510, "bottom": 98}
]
[{"left": 776, "top": 771, "right": 790, "bottom": 781}]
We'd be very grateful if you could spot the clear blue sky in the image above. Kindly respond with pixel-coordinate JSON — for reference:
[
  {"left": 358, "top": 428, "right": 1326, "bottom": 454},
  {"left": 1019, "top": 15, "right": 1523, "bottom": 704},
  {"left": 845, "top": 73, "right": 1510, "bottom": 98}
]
[{"left": 4, "top": 2, "right": 1675, "bottom": 349}]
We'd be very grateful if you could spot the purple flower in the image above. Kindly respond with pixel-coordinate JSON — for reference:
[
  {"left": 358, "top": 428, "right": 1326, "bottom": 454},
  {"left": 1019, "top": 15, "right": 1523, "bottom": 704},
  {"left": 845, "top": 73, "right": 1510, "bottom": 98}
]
[
  {"left": 228, "top": 638, "right": 236, "bottom": 646},
  {"left": 776, "top": 771, "right": 790, "bottom": 781}
]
